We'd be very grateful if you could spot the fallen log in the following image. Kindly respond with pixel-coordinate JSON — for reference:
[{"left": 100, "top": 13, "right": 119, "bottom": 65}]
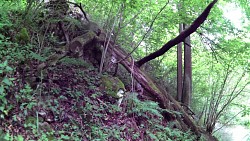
[{"left": 96, "top": 38, "right": 201, "bottom": 134}]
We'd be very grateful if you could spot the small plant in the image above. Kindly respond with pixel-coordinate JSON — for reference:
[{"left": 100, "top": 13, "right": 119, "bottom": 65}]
[
  {"left": 124, "top": 92, "right": 197, "bottom": 140},
  {"left": 125, "top": 92, "right": 163, "bottom": 118},
  {"left": 159, "top": 127, "right": 196, "bottom": 141},
  {"left": 0, "top": 60, "right": 14, "bottom": 119}
]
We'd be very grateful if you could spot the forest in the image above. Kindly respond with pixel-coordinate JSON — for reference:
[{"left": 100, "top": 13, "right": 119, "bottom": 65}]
[{"left": 0, "top": 0, "right": 249, "bottom": 140}]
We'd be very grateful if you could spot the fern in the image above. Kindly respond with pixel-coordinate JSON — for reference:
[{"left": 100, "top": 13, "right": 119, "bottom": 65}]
[
  {"left": 147, "top": 130, "right": 159, "bottom": 141},
  {"left": 125, "top": 93, "right": 163, "bottom": 118},
  {"left": 30, "top": 52, "right": 46, "bottom": 61}
]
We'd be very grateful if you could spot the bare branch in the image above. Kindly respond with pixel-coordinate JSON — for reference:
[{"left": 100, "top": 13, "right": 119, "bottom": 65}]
[{"left": 136, "top": 0, "right": 218, "bottom": 67}]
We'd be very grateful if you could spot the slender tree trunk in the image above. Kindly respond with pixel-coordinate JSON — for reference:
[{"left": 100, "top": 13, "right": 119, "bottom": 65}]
[
  {"left": 182, "top": 24, "right": 192, "bottom": 107},
  {"left": 177, "top": 23, "right": 183, "bottom": 102}
]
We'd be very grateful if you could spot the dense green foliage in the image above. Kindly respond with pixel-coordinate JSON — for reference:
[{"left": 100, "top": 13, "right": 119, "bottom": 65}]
[
  {"left": 80, "top": 0, "right": 250, "bottom": 139},
  {"left": 0, "top": 0, "right": 249, "bottom": 140}
]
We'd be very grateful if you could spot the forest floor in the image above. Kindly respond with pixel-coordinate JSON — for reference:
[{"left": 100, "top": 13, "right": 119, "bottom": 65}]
[{"left": 0, "top": 57, "right": 197, "bottom": 140}]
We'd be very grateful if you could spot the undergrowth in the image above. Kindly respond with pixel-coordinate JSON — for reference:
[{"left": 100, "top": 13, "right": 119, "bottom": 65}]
[{"left": 0, "top": 1, "right": 197, "bottom": 141}]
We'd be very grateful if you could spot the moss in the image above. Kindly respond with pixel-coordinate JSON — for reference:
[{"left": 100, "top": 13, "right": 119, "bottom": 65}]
[
  {"left": 142, "top": 71, "right": 161, "bottom": 94},
  {"left": 148, "top": 80, "right": 161, "bottom": 93},
  {"left": 15, "top": 28, "right": 30, "bottom": 44},
  {"left": 69, "top": 31, "right": 96, "bottom": 54},
  {"left": 100, "top": 75, "right": 125, "bottom": 98}
]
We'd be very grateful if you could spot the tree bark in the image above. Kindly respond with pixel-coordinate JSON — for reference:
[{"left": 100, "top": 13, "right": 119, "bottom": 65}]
[
  {"left": 136, "top": 0, "right": 218, "bottom": 67},
  {"left": 182, "top": 24, "right": 192, "bottom": 107},
  {"left": 177, "top": 24, "right": 183, "bottom": 102}
]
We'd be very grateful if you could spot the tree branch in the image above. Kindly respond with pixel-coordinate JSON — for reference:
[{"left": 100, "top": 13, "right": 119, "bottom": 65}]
[
  {"left": 136, "top": 0, "right": 218, "bottom": 67},
  {"left": 67, "top": 1, "right": 89, "bottom": 22}
]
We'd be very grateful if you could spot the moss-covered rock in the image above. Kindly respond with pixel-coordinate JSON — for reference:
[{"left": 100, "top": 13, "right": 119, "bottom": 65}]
[{"left": 100, "top": 75, "right": 125, "bottom": 98}]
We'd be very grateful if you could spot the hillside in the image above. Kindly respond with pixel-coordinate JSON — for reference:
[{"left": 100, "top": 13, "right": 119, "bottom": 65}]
[
  {"left": 0, "top": 1, "right": 198, "bottom": 140},
  {"left": 1, "top": 0, "right": 249, "bottom": 141}
]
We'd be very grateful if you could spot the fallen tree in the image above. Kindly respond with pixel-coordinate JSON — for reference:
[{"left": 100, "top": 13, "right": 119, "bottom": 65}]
[{"left": 95, "top": 0, "right": 218, "bottom": 138}]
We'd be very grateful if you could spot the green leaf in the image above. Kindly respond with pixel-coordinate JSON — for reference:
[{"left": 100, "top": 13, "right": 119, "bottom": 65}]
[
  {"left": 3, "top": 60, "right": 8, "bottom": 67},
  {"left": 30, "top": 52, "right": 46, "bottom": 61},
  {"left": 3, "top": 132, "right": 11, "bottom": 140},
  {"left": 0, "top": 86, "right": 4, "bottom": 94},
  {"left": 9, "top": 78, "right": 15, "bottom": 81},
  {"left": 2, "top": 77, "right": 12, "bottom": 86},
  {"left": 16, "top": 135, "right": 24, "bottom": 141},
  {"left": 147, "top": 131, "right": 159, "bottom": 141},
  {"left": 0, "top": 34, "right": 5, "bottom": 39},
  {"left": 60, "top": 135, "right": 70, "bottom": 140},
  {"left": 5, "top": 66, "right": 13, "bottom": 72},
  {"left": 0, "top": 106, "right": 4, "bottom": 112}
]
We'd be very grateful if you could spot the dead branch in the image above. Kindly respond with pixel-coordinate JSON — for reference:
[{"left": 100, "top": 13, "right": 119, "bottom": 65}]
[{"left": 136, "top": 0, "right": 218, "bottom": 67}]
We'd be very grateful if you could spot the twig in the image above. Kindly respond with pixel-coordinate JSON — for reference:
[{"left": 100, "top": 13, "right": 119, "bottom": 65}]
[
  {"left": 196, "top": 31, "right": 221, "bottom": 62},
  {"left": 213, "top": 110, "right": 243, "bottom": 133},
  {"left": 67, "top": 1, "right": 89, "bottom": 22},
  {"left": 97, "top": 98, "right": 109, "bottom": 108},
  {"left": 180, "top": 103, "right": 195, "bottom": 116},
  {"left": 120, "top": 9, "right": 143, "bottom": 29},
  {"left": 99, "top": 5, "right": 122, "bottom": 74},
  {"left": 117, "top": 1, "right": 170, "bottom": 63}
]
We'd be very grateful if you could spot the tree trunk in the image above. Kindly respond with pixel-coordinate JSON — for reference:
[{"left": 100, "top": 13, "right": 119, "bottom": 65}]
[
  {"left": 182, "top": 24, "right": 192, "bottom": 107},
  {"left": 177, "top": 23, "right": 183, "bottom": 102}
]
